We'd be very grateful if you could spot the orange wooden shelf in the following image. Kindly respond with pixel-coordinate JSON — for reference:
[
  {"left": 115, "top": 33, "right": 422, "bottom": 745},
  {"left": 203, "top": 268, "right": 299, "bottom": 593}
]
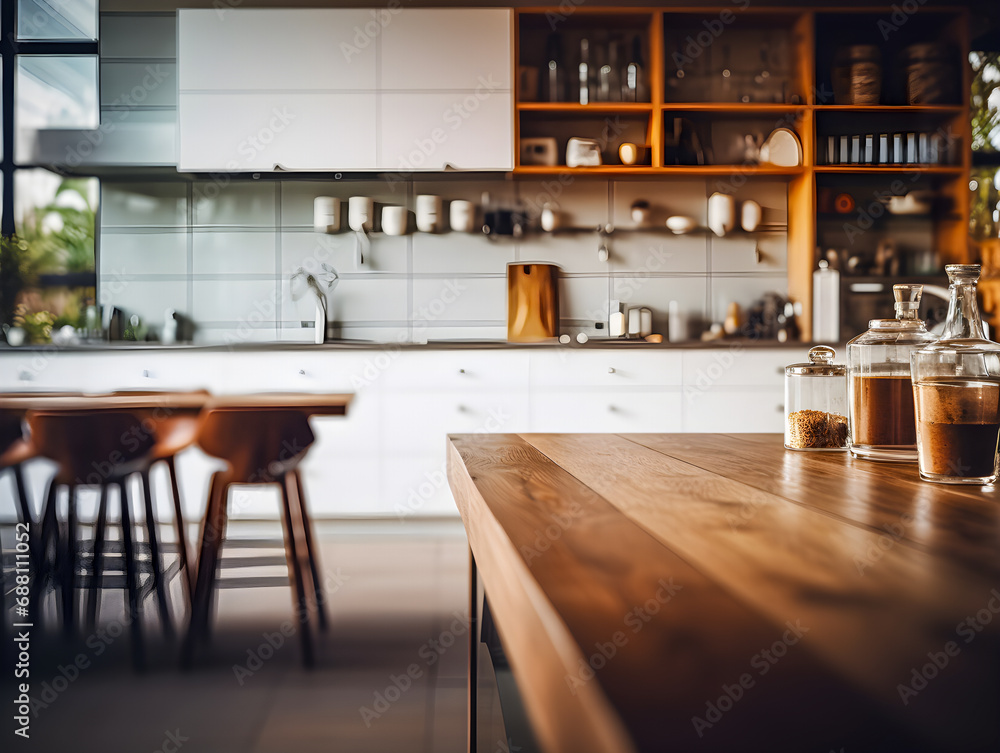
[
  {"left": 812, "top": 104, "right": 964, "bottom": 113},
  {"left": 661, "top": 103, "right": 806, "bottom": 113},
  {"left": 813, "top": 165, "right": 964, "bottom": 174},
  {"left": 518, "top": 102, "right": 654, "bottom": 113},
  {"left": 513, "top": 165, "right": 803, "bottom": 176}
]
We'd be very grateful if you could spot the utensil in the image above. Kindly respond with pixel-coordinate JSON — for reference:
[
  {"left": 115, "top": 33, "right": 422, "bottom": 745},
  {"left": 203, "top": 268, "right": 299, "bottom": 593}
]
[
  {"left": 416, "top": 195, "right": 443, "bottom": 233},
  {"left": 348, "top": 196, "right": 373, "bottom": 267},
  {"left": 707, "top": 193, "right": 736, "bottom": 237},
  {"left": 740, "top": 200, "right": 762, "bottom": 232},
  {"left": 381, "top": 206, "right": 408, "bottom": 236},
  {"left": 313, "top": 196, "right": 340, "bottom": 233},
  {"left": 666, "top": 215, "right": 697, "bottom": 234},
  {"left": 449, "top": 200, "right": 476, "bottom": 233}
]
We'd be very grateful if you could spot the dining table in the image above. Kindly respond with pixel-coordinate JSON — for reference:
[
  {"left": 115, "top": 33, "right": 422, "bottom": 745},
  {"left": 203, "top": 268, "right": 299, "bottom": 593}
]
[{"left": 447, "top": 432, "right": 1000, "bottom": 753}]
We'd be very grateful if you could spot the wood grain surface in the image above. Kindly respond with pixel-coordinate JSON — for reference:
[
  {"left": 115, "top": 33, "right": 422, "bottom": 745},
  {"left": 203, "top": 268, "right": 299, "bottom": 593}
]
[{"left": 448, "top": 433, "right": 1000, "bottom": 753}]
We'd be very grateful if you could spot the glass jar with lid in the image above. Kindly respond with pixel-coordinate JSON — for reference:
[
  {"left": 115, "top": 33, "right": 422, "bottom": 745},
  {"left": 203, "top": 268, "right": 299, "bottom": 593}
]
[
  {"left": 784, "top": 346, "right": 848, "bottom": 451},
  {"left": 847, "top": 285, "right": 936, "bottom": 462},
  {"left": 911, "top": 264, "right": 1000, "bottom": 484}
]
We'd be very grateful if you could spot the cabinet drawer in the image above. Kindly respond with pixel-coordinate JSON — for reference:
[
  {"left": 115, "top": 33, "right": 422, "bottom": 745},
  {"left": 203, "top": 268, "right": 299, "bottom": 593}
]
[
  {"left": 383, "top": 391, "right": 529, "bottom": 456},
  {"left": 682, "top": 349, "right": 790, "bottom": 389},
  {"left": 380, "top": 351, "right": 529, "bottom": 392},
  {"left": 530, "top": 351, "right": 683, "bottom": 388},
  {"left": 530, "top": 390, "right": 682, "bottom": 433},
  {"left": 682, "top": 388, "right": 785, "bottom": 433}
]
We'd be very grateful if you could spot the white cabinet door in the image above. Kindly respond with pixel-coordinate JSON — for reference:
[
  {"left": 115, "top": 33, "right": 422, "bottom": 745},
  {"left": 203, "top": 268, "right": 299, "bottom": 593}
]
[
  {"left": 379, "top": 91, "right": 513, "bottom": 171},
  {"left": 178, "top": 10, "right": 377, "bottom": 91},
  {"left": 682, "top": 388, "right": 785, "bottom": 433},
  {"left": 380, "top": 9, "right": 512, "bottom": 91},
  {"left": 178, "top": 92, "right": 377, "bottom": 171},
  {"left": 530, "top": 390, "right": 683, "bottom": 433},
  {"left": 531, "top": 350, "right": 684, "bottom": 388}
]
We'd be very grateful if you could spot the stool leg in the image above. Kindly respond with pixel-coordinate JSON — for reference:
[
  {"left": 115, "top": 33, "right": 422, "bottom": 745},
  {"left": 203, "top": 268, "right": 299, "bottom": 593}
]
[
  {"left": 29, "top": 479, "right": 58, "bottom": 624},
  {"left": 279, "top": 473, "right": 314, "bottom": 667},
  {"left": 62, "top": 485, "right": 78, "bottom": 640},
  {"left": 86, "top": 484, "right": 110, "bottom": 632},
  {"left": 292, "top": 470, "right": 328, "bottom": 632},
  {"left": 119, "top": 480, "right": 145, "bottom": 670},
  {"left": 12, "top": 465, "right": 39, "bottom": 567},
  {"left": 141, "top": 470, "right": 174, "bottom": 640},
  {"left": 166, "top": 456, "right": 193, "bottom": 600},
  {"left": 182, "top": 471, "right": 228, "bottom": 667}
]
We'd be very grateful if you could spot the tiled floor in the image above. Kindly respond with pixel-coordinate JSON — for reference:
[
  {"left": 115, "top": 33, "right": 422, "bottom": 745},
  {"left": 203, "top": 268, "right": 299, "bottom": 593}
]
[{"left": 1, "top": 519, "right": 469, "bottom": 753}]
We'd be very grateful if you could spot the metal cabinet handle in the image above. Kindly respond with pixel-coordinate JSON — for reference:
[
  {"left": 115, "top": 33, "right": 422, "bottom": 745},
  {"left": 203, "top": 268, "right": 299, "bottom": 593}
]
[
  {"left": 458, "top": 368, "right": 466, "bottom": 374},
  {"left": 608, "top": 367, "right": 616, "bottom": 374},
  {"left": 298, "top": 369, "right": 306, "bottom": 375}
]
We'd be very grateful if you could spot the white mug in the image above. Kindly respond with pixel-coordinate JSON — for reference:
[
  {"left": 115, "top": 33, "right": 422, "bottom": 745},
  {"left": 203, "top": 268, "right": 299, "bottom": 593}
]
[
  {"left": 740, "top": 200, "right": 762, "bottom": 232},
  {"left": 381, "top": 206, "right": 408, "bottom": 236},
  {"left": 348, "top": 196, "right": 374, "bottom": 232},
  {"left": 707, "top": 192, "right": 736, "bottom": 237},
  {"left": 313, "top": 196, "right": 340, "bottom": 233},
  {"left": 449, "top": 200, "right": 476, "bottom": 233},
  {"left": 416, "top": 194, "right": 443, "bottom": 233},
  {"left": 540, "top": 203, "right": 561, "bottom": 232}
]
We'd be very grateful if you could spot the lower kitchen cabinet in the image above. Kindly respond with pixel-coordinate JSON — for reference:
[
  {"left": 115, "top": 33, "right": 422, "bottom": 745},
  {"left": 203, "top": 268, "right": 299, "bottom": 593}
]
[{"left": 0, "top": 346, "right": 790, "bottom": 516}]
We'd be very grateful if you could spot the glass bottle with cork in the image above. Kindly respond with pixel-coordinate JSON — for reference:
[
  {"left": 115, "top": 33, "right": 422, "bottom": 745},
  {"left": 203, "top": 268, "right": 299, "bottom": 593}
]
[
  {"left": 911, "top": 265, "right": 1000, "bottom": 484},
  {"left": 847, "top": 284, "right": 936, "bottom": 462}
]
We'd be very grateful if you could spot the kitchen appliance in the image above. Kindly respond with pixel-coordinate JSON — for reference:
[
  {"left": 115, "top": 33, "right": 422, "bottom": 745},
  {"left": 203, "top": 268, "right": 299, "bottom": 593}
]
[
  {"left": 847, "top": 285, "right": 935, "bottom": 463},
  {"left": 313, "top": 196, "right": 340, "bottom": 233},
  {"left": 519, "top": 137, "right": 558, "bottom": 167},
  {"left": 415, "top": 194, "right": 443, "bottom": 233},
  {"left": 507, "top": 262, "right": 560, "bottom": 343},
  {"left": 784, "top": 346, "right": 849, "bottom": 451},
  {"left": 566, "top": 138, "right": 602, "bottom": 168}
]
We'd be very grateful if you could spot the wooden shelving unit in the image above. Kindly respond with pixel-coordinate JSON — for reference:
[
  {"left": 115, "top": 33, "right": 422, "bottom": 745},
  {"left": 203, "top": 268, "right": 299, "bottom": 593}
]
[{"left": 514, "top": 5, "right": 971, "bottom": 340}]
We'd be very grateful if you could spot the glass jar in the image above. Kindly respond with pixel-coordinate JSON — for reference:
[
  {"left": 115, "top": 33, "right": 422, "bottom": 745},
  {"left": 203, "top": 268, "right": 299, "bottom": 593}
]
[
  {"left": 847, "top": 285, "right": 936, "bottom": 462},
  {"left": 911, "top": 265, "right": 1000, "bottom": 484},
  {"left": 784, "top": 346, "right": 848, "bottom": 451}
]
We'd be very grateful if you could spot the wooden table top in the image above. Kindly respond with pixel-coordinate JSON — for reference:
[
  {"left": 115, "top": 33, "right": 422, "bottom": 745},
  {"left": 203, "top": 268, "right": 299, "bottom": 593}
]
[
  {"left": 447, "top": 433, "right": 1000, "bottom": 753},
  {"left": 0, "top": 391, "right": 352, "bottom": 415}
]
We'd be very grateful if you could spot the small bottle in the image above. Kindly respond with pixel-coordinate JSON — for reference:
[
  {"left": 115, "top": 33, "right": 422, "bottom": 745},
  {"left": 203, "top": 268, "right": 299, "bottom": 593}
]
[
  {"left": 813, "top": 259, "right": 840, "bottom": 342},
  {"left": 543, "top": 33, "right": 564, "bottom": 102},
  {"left": 784, "top": 346, "right": 849, "bottom": 451},
  {"left": 623, "top": 36, "right": 645, "bottom": 102},
  {"left": 847, "top": 285, "right": 936, "bottom": 462},
  {"left": 579, "top": 38, "right": 591, "bottom": 105}
]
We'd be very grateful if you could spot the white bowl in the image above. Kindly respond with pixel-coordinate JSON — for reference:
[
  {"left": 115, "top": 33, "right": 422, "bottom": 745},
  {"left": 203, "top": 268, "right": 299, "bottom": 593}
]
[{"left": 666, "top": 215, "right": 698, "bottom": 235}]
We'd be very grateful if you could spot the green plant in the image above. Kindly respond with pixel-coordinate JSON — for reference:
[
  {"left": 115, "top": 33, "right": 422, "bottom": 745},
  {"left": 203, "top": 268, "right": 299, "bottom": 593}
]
[
  {"left": 0, "top": 235, "right": 30, "bottom": 330},
  {"left": 17, "top": 178, "right": 97, "bottom": 277},
  {"left": 13, "top": 305, "right": 54, "bottom": 344}
]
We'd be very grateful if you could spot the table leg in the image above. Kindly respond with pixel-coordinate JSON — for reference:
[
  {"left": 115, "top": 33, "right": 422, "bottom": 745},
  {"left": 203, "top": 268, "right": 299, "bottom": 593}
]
[{"left": 469, "top": 546, "right": 479, "bottom": 753}]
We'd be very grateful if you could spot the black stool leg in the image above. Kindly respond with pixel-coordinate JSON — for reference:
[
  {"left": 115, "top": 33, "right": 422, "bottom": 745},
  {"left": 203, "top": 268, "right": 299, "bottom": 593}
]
[
  {"left": 166, "top": 456, "right": 193, "bottom": 600},
  {"left": 119, "top": 480, "right": 145, "bottom": 670},
  {"left": 279, "top": 473, "right": 313, "bottom": 667},
  {"left": 181, "top": 471, "right": 228, "bottom": 667},
  {"left": 292, "top": 470, "right": 327, "bottom": 631},
  {"left": 86, "top": 484, "right": 109, "bottom": 631},
  {"left": 62, "top": 485, "right": 78, "bottom": 640},
  {"left": 12, "top": 465, "right": 39, "bottom": 567},
  {"left": 141, "top": 470, "right": 173, "bottom": 640},
  {"left": 29, "top": 479, "right": 58, "bottom": 624}
]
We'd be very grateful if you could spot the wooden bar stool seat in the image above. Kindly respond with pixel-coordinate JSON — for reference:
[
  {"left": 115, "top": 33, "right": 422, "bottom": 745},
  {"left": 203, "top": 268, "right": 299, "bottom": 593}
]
[
  {"left": 182, "top": 407, "right": 327, "bottom": 668},
  {"left": 26, "top": 410, "right": 171, "bottom": 666}
]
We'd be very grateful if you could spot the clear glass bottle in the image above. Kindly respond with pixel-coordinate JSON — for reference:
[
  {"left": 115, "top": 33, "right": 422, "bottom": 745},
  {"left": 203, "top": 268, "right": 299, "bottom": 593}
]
[
  {"left": 784, "top": 346, "right": 849, "bottom": 451},
  {"left": 847, "top": 285, "right": 936, "bottom": 462},
  {"left": 911, "top": 265, "right": 1000, "bottom": 484}
]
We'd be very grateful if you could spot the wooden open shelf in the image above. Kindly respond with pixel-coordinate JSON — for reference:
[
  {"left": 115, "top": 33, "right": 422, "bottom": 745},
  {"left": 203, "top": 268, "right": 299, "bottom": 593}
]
[{"left": 515, "top": 5, "right": 971, "bottom": 340}]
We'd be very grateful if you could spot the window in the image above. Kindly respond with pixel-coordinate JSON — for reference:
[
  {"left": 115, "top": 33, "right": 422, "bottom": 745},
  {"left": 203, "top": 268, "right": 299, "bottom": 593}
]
[
  {"left": 970, "top": 51, "right": 1000, "bottom": 241},
  {"left": 1, "top": 0, "right": 99, "bottom": 340}
]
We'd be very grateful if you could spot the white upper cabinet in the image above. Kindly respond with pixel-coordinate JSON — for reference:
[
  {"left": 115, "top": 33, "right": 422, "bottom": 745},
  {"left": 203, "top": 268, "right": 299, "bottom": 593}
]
[
  {"left": 380, "top": 9, "right": 512, "bottom": 92},
  {"left": 177, "top": 8, "right": 512, "bottom": 172},
  {"left": 177, "top": 10, "right": 377, "bottom": 91}
]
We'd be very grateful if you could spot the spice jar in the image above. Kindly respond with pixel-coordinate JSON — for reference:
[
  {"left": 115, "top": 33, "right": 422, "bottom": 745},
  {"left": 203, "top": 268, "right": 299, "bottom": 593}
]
[
  {"left": 832, "top": 45, "right": 881, "bottom": 105},
  {"left": 784, "top": 346, "right": 849, "bottom": 451},
  {"left": 911, "top": 265, "right": 1000, "bottom": 484},
  {"left": 847, "top": 285, "right": 936, "bottom": 462}
]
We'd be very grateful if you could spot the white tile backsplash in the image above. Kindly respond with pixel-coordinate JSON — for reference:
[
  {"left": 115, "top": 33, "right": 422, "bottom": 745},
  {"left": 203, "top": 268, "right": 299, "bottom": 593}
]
[
  {"left": 192, "top": 231, "right": 276, "bottom": 275},
  {"left": 100, "top": 232, "right": 188, "bottom": 276},
  {"left": 99, "top": 177, "right": 788, "bottom": 343}
]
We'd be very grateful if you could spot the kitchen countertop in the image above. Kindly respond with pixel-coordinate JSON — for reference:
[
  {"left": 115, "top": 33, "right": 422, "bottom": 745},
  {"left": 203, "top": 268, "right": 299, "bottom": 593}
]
[
  {"left": 0, "top": 338, "right": 833, "bottom": 354},
  {"left": 447, "top": 433, "right": 1000, "bottom": 753}
]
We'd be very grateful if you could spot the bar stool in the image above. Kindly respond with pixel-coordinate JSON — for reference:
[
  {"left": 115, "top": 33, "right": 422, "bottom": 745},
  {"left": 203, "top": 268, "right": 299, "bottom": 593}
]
[
  {"left": 111, "top": 390, "right": 211, "bottom": 603},
  {"left": 181, "top": 408, "right": 327, "bottom": 668},
  {"left": 26, "top": 411, "right": 168, "bottom": 665},
  {"left": 1, "top": 411, "right": 37, "bottom": 561}
]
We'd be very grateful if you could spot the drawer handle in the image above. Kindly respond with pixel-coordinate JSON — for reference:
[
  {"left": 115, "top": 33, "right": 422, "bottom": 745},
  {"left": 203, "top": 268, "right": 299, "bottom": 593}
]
[
  {"left": 608, "top": 367, "right": 616, "bottom": 374},
  {"left": 298, "top": 369, "right": 306, "bottom": 376},
  {"left": 458, "top": 368, "right": 466, "bottom": 374},
  {"left": 777, "top": 404, "right": 784, "bottom": 413},
  {"left": 608, "top": 405, "right": 617, "bottom": 412},
  {"left": 457, "top": 404, "right": 468, "bottom": 413}
]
